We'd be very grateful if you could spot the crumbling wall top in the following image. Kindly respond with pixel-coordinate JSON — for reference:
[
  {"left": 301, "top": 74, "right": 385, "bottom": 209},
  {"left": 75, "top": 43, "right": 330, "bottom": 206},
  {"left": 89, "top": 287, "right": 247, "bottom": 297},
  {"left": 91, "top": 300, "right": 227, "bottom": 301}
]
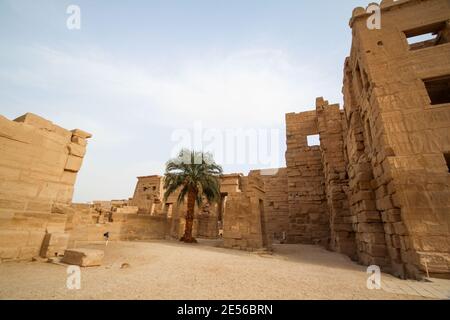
[
  {"left": 350, "top": 0, "right": 424, "bottom": 27},
  {"left": 13, "top": 112, "right": 92, "bottom": 140}
]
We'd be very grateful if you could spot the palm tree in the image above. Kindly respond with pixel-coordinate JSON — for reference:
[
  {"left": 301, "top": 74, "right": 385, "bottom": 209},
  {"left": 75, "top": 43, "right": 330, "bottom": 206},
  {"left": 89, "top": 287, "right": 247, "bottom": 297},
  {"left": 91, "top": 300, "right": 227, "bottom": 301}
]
[{"left": 163, "top": 149, "right": 223, "bottom": 243}]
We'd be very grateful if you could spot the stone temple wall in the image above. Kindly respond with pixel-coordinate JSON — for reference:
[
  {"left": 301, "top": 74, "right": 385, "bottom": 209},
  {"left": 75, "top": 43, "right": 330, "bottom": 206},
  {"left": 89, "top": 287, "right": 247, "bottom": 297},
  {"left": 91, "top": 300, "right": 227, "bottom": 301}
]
[
  {"left": 277, "top": 0, "right": 450, "bottom": 279},
  {"left": 316, "top": 98, "right": 356, "bottom": 258},
  {"left": 285, "top": 111, "right": 329, "bottom": 245},
  {"left": 66, "top": 204, "right": 169, "bottom": 248},
  {"left": 222, "top": 171, "right": 269, "bottom": 250},
  {"left": 344, "top": 0, "right": 450, "bottom": 278},
  {"left": 0, "top": 113, "right": 91, "bottom": 261},
  {"left": 257, "top": 168, "right": 289, "bottom": 242},
  {"left": 262, "top": 0, "right": 448, "bottom": 280}
]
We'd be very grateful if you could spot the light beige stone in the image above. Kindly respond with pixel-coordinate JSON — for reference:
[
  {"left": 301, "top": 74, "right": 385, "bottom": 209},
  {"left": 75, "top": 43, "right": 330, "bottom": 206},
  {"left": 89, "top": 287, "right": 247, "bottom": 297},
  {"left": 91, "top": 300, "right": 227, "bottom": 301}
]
[{"left": 64, "top": 155, "right": 83, "bottom": 172}]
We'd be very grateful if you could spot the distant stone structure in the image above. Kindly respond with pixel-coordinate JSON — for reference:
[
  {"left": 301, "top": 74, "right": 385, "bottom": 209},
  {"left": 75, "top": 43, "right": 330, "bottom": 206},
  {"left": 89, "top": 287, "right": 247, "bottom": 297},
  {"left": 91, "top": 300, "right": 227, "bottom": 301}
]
[{"left": 129, "top": 172, "right": 270, "bottom": 250}]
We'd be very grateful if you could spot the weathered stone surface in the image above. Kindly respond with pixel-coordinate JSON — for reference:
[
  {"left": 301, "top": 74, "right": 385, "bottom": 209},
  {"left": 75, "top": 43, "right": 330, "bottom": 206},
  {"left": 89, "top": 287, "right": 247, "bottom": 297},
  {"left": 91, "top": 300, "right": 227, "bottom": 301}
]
[
  {"left": 39, "top": 233, "right": 70, "bottom": 258},
  {"left": 258, "top": 168, "right": 289, "bottom": 243},
  {"left": 71, "top": 129, "right": 92, "bottom": 139},
  {"left": 0, "top": 113, "right": 91, "bottom": 261},
  {"left": 64, "top": 155, "right": 84, "bottom": 173},
  {"left": 340, "top": 0, "right": 450, "bottom": 279},
  {"left": 222, "top": 171, "right": 269, "bottom": 250}
]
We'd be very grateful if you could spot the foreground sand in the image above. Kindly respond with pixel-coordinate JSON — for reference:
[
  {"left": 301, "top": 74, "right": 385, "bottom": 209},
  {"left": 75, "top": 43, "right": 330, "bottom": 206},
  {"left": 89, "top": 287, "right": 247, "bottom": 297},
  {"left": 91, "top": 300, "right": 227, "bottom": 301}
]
[{"left": 0, "top": 241, "right": 448, "bottom": 300}]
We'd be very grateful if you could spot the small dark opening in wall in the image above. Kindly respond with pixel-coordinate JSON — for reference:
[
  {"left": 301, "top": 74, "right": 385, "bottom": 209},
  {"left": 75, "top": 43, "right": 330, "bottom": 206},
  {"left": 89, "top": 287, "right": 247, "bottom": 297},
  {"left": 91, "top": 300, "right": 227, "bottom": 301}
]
[
  {"left": 404, "top": 21, "right": 449, "bottom": 51},
  {"left": 365, "top": 119, "right": 373, "bottom": 150},
  {"left": 362, "top": 68, "right": 370, "bottom": 92},
  {"left": 444, "top": 153, "right": 450, "bottom": 173},
  {"left": 355, "top": 62, "right": 364, "bottom": 94},
  {"left": 424, "top": 75, "right": 450, "bottom": 105}
]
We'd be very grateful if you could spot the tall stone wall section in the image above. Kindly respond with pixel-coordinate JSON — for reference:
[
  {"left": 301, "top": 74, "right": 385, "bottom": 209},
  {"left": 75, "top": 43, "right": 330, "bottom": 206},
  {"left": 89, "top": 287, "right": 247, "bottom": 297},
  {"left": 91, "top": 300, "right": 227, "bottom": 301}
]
[
  {"left": 315, "top": 98, "right": 356, "bottom": 258},
  {"left": 257, "top": 168, "right": 289, "bottom": 242},
  {"left": 342, "top": 74, "right": 390, "bottom": 270},
  {"left": 0, "top": 113, "right": 91, "bottom": 261},
  {"left": 345, "top": 0, "right": 450, "bottom": 278},
  {"left": 222, "top": 171, "right": 269, "bottom": 250},
  {"left": 285, "top": 111, "right": 329, "bottom": 245}
]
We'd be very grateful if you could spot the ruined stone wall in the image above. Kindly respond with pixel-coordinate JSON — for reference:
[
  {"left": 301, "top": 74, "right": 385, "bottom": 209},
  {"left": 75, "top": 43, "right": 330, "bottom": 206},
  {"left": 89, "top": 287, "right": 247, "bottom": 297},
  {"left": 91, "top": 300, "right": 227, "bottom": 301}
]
[
  {"left": 195, "top": 202, "right": 219, "bottom": 239},
  {"left": 257, "top": 168, "right": 289, "bottom": 242},
  {"left": 285, "top": 111, "right": 329, "bottom": 245},
  {"left": 344, "top": 0, "right": 450, "bottom": 278},
  {"left": 67, "top": 205, "right": 169, "bottom": 249},
  {"left": 130, "top": 175, "right": 222, "bottom": 239},
  {"left": 316, "top": 98, "right": 356, "bottom": 258},
  {"left": 0, "top": 113, "right": 91, "bottom": 261},
  {"left": 275, "top": 0, "right": 450, "bottom": 279},
  {"left": 341, "top": 68, "right": 390, "bottom": 270},
  {"left": 238, "top": 0, "right": 450, "bottom": 279},
  {"left": 223, "top": 171, "right": 269, "bottom": 250}
]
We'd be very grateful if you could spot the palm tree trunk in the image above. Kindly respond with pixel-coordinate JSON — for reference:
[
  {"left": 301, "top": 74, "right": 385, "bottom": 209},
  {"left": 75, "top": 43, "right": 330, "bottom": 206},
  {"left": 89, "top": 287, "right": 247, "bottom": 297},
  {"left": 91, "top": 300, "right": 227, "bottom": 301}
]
[{"left": 181, "top": 188, "right": 197, "bottom": 243}]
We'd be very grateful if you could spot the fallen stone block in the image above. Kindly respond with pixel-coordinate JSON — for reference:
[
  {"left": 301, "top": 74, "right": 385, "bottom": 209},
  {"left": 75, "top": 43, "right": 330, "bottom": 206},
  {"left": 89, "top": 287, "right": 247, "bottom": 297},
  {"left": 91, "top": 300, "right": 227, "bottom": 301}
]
[{"left": 62, "top": 248, "right": 104, "bottom": 267}]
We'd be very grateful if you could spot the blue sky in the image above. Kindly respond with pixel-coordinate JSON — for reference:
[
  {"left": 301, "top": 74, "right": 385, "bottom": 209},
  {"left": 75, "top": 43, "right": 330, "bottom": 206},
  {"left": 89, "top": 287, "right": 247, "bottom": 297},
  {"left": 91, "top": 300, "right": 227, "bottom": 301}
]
[{"left": 0, "top": 0, "right": 374, "bottom": 202}]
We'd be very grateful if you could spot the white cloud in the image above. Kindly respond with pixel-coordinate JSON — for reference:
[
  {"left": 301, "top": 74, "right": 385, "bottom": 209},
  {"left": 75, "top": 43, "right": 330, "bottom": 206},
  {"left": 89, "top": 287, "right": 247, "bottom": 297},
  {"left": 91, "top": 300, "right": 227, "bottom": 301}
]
[
  {"left": 2, "top": 44, "right": 336, "bottom": 128},
  {"left": 1, "top": 43, "right": 343, "bottom": 201}
]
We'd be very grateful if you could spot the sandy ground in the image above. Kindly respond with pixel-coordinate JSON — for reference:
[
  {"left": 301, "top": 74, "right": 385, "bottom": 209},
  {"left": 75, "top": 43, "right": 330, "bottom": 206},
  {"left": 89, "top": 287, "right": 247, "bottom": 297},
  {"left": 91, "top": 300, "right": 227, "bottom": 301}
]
[{"left": 0, "top": 240, "right": 445, "bottom": 300}]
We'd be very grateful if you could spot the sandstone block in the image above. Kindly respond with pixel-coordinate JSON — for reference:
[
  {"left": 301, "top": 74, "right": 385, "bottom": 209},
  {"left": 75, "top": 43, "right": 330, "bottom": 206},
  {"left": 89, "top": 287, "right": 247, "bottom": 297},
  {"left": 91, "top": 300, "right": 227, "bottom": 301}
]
[
  {"left": 0, "top": 230, "right": 29, "bottom": 247},
  {"left": 71, "top": 136, "right": 87, "bottom": 146},
  {"left": 115, "top": 206, "right": 139, "bottom": 214},
  {"left": 71, "top": 129, "right": 92, "bottom": 139},
  {"left": 60, "top": 170, "right": 78, "bottom": 185},
  {"left": 68, "top": 142, "right": 86, "bottom": 157},
  {"left": 62, "top": 248, "right": 104, "bottom": 267},
  {"left": 14, "top": 113, "right": 53, "bottom": 131},
  {"left": 64, "top": 155, "right": 83, "bottom": 173},
  {"left": 0, "top": 247, "right": 20, "bottom": 259}
]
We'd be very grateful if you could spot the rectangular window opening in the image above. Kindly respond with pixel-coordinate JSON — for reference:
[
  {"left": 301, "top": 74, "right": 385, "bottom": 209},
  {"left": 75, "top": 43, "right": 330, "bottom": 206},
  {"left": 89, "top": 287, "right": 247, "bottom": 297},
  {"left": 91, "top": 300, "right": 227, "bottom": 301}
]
[
  {"left": 424, "top": 75, "right": 450, "bottom": 105},
  {"left": 404, "top": 21, "right": 449, "bottom": 51},
  {"left": 307, "top": 134, "right": 320, "bottom": 147}
]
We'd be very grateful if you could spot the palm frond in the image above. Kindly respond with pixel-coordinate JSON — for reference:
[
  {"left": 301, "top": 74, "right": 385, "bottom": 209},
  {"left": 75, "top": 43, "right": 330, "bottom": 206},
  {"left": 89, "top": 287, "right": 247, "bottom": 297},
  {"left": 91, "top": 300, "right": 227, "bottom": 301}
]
[{"left": 163, "top": 149, "right": 223, "bottom": 207}]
